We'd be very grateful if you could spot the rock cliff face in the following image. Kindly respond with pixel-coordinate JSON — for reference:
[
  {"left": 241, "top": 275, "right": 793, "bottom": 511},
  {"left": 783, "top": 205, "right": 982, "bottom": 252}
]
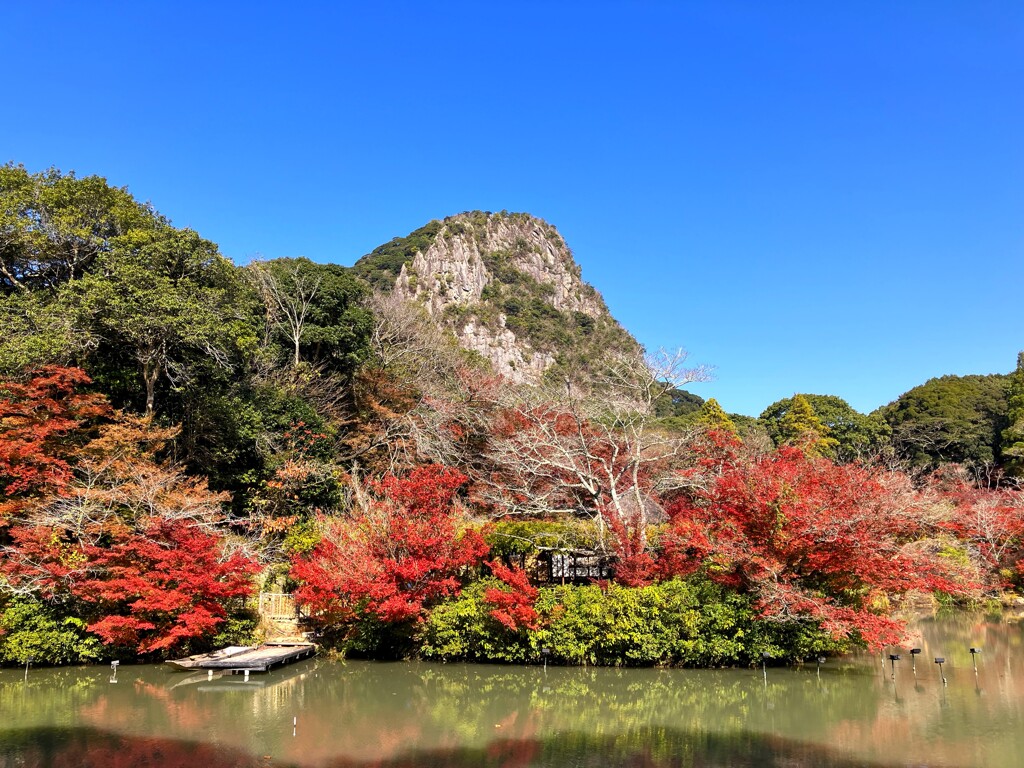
[{"left": 353, "top": 211, "right": 638, "bottom": 383}]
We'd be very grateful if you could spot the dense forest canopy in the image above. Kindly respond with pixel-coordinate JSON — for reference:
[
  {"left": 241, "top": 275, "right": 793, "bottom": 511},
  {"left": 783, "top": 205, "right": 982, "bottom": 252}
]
[
  {"left": 877, "top": 373, "right": 1011, "bottom": 472},
  {"left": 1, "top": 163, "right": 1022, "bottom": 667},
  {"left": 759, "top": 394, "right": 889, "bottom": 462}
]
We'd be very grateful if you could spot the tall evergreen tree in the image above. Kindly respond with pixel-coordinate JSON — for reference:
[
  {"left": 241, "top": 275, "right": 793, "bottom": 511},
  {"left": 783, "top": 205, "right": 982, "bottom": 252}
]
[
  {"left": 696, "top": 397, "right": 737, "bottom": 435},
  {"left": 1001, "top": 351, "right": 1024, "bottom": 477},
  {"left": 776, "top": 393, "right": 839, "bottom": 458}
]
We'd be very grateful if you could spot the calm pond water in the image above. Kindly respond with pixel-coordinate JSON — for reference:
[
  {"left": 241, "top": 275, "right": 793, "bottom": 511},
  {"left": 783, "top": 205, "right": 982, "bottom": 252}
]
[{"left": 1, "top": 612, "right": 1023, "bottom": 768}]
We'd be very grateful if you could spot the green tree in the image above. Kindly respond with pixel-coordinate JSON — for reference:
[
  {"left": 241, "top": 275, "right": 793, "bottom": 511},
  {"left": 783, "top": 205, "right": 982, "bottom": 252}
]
[
  {"left": 696, "top": 397, "right": 737, "bottom": 435},
  {"left": 248, "top": 257, "right": 371, "bottom": 375},
  {"left": 1001, "top": 352, "right": 1024, "bottom": 477},
  {"left": 0, "top": 165, "right": 362, "bottom": 513},
  {"left": 653, "top": 387, "right": 704, "bottom": 418},
  {"left": 768, "top": 394, "right": 839, "bottom": 458},
  {"left": 878, "top": 374, "right": 1010, "bottom": 470},
  {"left": 760, "top": 394, "right": 888, "bottom": 462},
  {"left": 0, "top": 165, "right": 170, "bottom": 375},
  {"left": 65, "top": 228, "right": 258, "bottom": 415},
  {"left": 0, "top": 291, "right": 83, "bottom": 373},
  {"left": 0, "top": 164, "right": 159, "bottom": 294}
]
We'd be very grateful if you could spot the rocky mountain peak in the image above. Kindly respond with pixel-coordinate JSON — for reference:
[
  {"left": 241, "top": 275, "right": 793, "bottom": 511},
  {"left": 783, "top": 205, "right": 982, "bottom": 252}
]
[{"left": 353, "top": 211, "right": 638, "bottom": 383}]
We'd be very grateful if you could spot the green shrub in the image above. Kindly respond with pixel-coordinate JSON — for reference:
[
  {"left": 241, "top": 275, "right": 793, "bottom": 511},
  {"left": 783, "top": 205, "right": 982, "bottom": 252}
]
[
  {"left": 0, "top": 599, "right": 103, "bottom": 666},
  {"left": 419, "top": 579, "right": 535, "bottom": 663},
  {"left": 210, "top": 609, "right": 260, "bottom": 650},
  {"left": 420, "top": 577, "right": 846, "bottom": 667},
  {"left": 535, "top": 579, "right": 753, "bottom": 666}
]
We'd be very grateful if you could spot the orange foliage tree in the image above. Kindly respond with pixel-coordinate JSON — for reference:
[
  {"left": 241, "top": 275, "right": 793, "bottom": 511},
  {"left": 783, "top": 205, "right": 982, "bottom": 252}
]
[
  {"left": 0, "top": 366, "right": 109, "bottom": 523},
  {"left": 1, "top": 410, "right": 258, "bottom": 655}
]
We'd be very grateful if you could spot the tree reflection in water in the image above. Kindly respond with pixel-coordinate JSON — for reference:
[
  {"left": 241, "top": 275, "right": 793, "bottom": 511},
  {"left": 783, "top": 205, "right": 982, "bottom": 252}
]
[
  {"left": 1, "top": 612, "right": 1021, "bottom": 767},
  {"left": 1, "top": 726, "right": 906, "bottom": 768}
]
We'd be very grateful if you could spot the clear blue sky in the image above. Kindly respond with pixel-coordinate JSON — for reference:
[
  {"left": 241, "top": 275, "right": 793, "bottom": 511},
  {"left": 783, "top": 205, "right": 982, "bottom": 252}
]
[{"left": 3, "top": 2, "right": 1021, "bottom": 416}]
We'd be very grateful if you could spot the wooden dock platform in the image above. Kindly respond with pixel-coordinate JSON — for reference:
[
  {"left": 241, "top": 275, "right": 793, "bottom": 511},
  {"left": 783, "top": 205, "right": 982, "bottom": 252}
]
[{"left": 167, "top": 642, "right": 316, "bottom": 673}]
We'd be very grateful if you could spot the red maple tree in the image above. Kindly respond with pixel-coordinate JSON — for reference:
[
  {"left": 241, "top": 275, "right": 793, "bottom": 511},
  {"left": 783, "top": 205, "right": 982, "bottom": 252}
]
[
  {"left": 291, "top": 464, "right": 488, "bottom": 625},
  {"left": 1, "top": 413, "right": 258, "bottom": 655},
  {"left": 661, "top": 435, "right": 978, "bottom": 648},
  {"left": 0, "top": 366, "right": 109, "bottom": 522},
  {"left": 77, "top": 519, "right": 258, "bottom": 653},
  {"left": 483, "top": 560, "right": 539, "bottom": 631},
  {"left": 932, "top": 469, "right": 1024, "bottom": 585}
]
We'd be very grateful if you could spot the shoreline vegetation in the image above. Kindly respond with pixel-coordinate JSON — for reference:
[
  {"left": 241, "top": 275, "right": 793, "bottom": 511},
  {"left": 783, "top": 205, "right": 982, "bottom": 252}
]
[{"left": 2, "top": 164, "right": 1024, "bottom": 669}]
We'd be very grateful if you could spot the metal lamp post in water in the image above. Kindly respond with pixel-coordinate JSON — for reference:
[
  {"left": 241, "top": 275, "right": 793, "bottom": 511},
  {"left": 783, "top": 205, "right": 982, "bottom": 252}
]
[
  {"left": 970, "top": 648, "right": 981, "bottom": 674},
  {"left": 888, "top": 653, "right": 901, "bottom": 681},
  {"left": 109, "top": 660, "right": 119, "bottom": 684},
  {"left": 909, "top": 648, "right": 921, "bottom": 675},
  {"left": 935, "top": 657, "right": 947, "bottom": 685}
]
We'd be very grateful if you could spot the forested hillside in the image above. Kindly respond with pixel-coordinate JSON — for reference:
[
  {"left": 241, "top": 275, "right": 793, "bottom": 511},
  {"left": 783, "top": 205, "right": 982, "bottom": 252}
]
[
  {"left": 1, "top": 164, "right": 1023, "bottom": 668},
  {"left": 877, "top": 374, "right": 1011, "bottom": 472}
]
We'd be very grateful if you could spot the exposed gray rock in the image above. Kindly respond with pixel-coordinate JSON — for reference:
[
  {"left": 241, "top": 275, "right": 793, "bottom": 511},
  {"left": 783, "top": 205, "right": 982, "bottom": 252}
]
[
  {"left": 359, "top": 211, "right": 637, "bottom": 384},
  {"left": 394, "top": 213, "right": 603, "bottom": 319}
]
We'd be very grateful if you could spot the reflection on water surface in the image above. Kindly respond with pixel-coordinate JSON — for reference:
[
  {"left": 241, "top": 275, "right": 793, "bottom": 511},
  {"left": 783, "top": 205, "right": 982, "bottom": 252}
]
[
  {"left": 1, "top": 612, "right": 1022, "bottom": 767},
  {"left": 0, "top": 726, "right": 908, "bottom": 768}
]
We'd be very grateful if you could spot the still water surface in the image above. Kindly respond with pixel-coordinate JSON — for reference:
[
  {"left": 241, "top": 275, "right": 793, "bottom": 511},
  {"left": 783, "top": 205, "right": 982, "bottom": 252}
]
[{"left": 1, "top": 612, "right": 1023, "bottom": 768}]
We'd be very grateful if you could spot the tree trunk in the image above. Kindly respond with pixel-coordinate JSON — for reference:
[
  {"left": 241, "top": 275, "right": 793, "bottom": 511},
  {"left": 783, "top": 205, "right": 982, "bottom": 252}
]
[{"left": 144, "top": 362, "right": 159, "bottom": 415}]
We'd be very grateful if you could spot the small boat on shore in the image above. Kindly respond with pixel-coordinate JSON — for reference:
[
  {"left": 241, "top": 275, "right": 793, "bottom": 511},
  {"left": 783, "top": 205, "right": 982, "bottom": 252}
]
[{"left": 167, "top": 643, "right": 316, "bottom": 673}]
